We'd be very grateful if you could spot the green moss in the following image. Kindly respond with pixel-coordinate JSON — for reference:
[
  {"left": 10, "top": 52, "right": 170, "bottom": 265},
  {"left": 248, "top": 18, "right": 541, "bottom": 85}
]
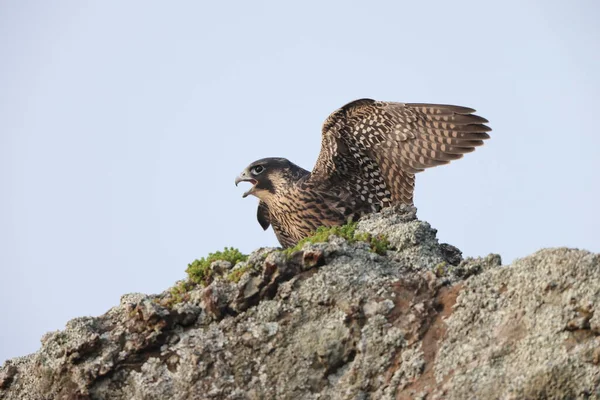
[
  {"left": 154, "top": 280, "right": 197, "bottom": 308},
  {"left": 186, "top": 247, "right": 248, "bottom": 285},
  {"left": 171, "top": 280, "right": 195, "bottom": 302},
  {"left": 226, "top": 264, "right": 252, "bottom": 283},
  {"left": 367, "top": 233, "right": 390, "bottom": 255},
  {"left": 283, "top": 222, "right": 390, "bottom": 256},
  {"left": 434, "top": 261, "right": 448, "bottom": 277}
]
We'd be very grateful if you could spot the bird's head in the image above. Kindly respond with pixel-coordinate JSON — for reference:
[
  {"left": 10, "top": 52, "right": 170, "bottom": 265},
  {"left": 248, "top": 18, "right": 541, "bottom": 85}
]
[{"left": 235, "top": 157, "right": 306, "bottom": 200}]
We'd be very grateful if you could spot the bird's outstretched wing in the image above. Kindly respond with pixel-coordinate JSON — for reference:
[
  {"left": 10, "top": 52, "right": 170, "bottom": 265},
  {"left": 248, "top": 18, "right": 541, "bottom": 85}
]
[{"left": 310, "top": 99, "right": 491, "bottom": 205}]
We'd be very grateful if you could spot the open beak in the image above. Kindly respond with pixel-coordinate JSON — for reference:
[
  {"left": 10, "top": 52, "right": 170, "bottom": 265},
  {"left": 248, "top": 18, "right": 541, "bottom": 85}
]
[{"left": 235, "top": 173, "right": 257, "bottom": 198}]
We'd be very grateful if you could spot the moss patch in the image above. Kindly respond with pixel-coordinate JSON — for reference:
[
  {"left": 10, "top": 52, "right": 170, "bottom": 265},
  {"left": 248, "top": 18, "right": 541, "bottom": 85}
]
[
  {"left": 226, "top": 264, "right": 253, "bottom": 283},
  {"left": 283, "top": 222, "right": 389, "bottom": 257},
  {"left": 434, "top": 261, "right": 449, "bottom": 277},
  {"left": 160, "top": 280, "right": 196, "bottom": 308},
  {"left": 186, "top": 247, "right": 248, "bottom": 285}
]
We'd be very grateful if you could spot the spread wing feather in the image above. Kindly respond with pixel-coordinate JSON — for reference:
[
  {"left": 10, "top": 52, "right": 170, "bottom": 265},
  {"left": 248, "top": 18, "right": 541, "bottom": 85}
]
[{"left": 310, "top": 99, "right": 490, "bottom": 206}]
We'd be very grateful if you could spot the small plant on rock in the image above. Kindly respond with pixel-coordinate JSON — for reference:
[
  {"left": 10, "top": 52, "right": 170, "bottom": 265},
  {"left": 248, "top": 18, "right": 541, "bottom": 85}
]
[
  {"left": 186, "top": 247, "right": 248, "bottom": 285},
  {"left": 284, "top": 221, "right": 390, "bottom": 256},
  {"left": 159, "top": 280, "right": 196, "bottom": 308},
  {"left": 226, "top": 264, "right": 253, "bottom": 283}
]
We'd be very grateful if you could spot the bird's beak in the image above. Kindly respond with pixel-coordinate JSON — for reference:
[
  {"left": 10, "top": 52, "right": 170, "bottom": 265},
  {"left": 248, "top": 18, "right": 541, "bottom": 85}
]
[{"left": 235, "top": 172, "right": 257, "bottom": 198}]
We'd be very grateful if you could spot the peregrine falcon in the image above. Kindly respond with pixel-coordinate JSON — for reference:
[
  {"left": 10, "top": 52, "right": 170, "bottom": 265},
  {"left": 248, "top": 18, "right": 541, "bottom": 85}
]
[{"left": 235, "top": 99, "right": 491, "bottom": 248}]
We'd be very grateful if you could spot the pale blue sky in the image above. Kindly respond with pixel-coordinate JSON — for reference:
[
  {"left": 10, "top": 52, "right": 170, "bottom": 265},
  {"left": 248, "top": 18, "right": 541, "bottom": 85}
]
[{"left": 1, "top": 1, "right": 599, "bottom": 364}]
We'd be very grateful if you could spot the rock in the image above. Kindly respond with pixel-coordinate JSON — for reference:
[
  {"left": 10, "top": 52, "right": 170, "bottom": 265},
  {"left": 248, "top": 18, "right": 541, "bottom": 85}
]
[
  {"left": 433, "top": 248, "right": 600, "bottom": 400},
  {"left": 1, "top": 207, "right": 598, "bottom": 400},
  {"left": 0, "top": 364, "right": 17, "bottom": 390},
  {"left": 210, "top": 260, "right": 233, "bottom": 275}
]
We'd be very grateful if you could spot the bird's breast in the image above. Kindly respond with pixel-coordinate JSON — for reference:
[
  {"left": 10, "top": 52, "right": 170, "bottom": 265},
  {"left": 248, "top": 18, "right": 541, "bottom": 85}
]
[{"left": 265, "top": 187, "right": 349, "bottom": 247}]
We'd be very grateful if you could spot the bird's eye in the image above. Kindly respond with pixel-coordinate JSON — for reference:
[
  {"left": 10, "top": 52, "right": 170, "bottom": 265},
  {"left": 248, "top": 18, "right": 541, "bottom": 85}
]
[{"left": 251, "top": 165, "right": 265, "bottom": 175}]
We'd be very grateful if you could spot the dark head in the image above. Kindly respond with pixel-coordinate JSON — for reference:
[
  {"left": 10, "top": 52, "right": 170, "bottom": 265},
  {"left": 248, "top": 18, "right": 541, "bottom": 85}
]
[{"left": 235, "top": 157, "right": 308, "bottom": 200}]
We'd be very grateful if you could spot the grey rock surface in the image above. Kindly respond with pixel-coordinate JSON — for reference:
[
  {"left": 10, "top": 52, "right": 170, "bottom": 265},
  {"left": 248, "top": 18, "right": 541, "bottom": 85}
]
[{"left": 1, "top": 206, "right": 598, "bottom": 400}]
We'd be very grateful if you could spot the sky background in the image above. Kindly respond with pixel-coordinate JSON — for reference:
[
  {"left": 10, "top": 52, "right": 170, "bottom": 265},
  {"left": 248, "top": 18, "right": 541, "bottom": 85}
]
[{"left": 1, "top": 0, "right": 599, "bottom": 364}]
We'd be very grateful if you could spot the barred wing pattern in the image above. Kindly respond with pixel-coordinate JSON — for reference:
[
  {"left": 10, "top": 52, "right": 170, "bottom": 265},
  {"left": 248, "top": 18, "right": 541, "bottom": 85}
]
[{"left": 310, "top": 99, "right": 491, "bottom": 207}]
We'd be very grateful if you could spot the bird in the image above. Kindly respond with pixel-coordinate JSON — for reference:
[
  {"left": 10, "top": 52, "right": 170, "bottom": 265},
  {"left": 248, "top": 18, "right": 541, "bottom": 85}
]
[{"left": 235, "top": 98, "right": 491, "bottom": 248}]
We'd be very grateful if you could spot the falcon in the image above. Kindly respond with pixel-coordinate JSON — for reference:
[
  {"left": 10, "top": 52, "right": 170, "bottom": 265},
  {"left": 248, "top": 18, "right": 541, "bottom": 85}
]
[{"left": 235, "top": 99, "right": 491, "bottom": 248}]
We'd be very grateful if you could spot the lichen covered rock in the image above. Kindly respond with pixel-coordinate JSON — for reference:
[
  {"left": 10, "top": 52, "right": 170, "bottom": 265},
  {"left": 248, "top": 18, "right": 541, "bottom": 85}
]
[{"left": 1, "top": 206, "right": 598, "bottom": 399}]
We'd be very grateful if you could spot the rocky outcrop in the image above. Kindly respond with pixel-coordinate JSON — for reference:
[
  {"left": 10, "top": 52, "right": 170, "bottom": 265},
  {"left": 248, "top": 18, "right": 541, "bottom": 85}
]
[{"left": 1, "top": 206, "right": 599, "bottom": 400}]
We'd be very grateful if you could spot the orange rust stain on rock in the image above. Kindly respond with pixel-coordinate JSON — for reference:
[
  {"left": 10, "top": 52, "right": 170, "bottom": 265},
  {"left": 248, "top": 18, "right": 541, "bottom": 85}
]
[
  {"left": 395, "top": 282, "right": 463, "bottom": 400},
  {"left": 498, "top": 283, "right": 508, "bottom": 294},
  {"left": 563, "top": 329, "right": 595, "bottom": 352}
]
